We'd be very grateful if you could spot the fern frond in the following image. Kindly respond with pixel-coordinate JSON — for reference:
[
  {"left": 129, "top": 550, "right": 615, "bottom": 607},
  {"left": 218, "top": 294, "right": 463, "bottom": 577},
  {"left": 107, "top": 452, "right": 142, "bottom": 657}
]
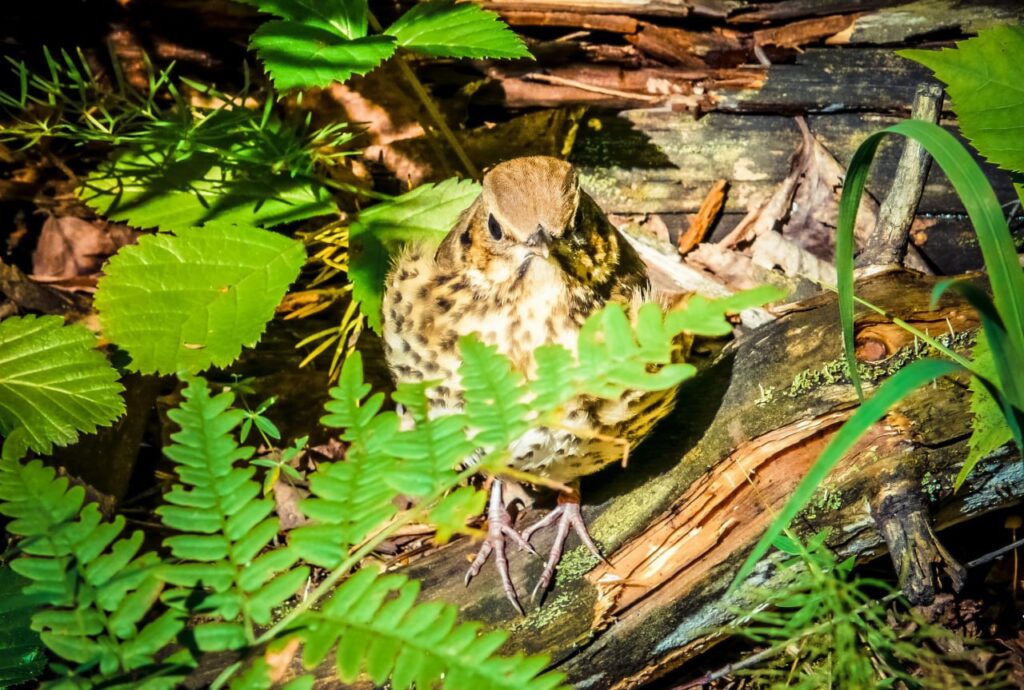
[
  {"left": 298, "top": 568, "right": 565, "bottom": 690},
  {"left": 0, "top": 443, "right": 186, "bottom": 686},
  {"left": 389, "top": 382, "right": 475, "bottom": 496},
  {"left": 458, "top": 336, "right": 530, "bottom": 450},
  {"left": 158, "top": 378, "right": 308, "bottom": 646},
  {"left": 292, "top": 353, "right": 404, "bottom": 568}
]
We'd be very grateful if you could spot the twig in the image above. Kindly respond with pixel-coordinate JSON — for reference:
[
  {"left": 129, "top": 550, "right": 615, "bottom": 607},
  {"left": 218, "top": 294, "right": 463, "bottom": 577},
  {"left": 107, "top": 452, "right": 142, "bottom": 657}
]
[
  {"left": 858, "top": 83, "right": 944, "bottom": 268},
  {"left": 523, "top": 73, "right": 662, "bottom": 103},
  {"left": 965, "top": 534, "right": 1024, "bottom": 569}
]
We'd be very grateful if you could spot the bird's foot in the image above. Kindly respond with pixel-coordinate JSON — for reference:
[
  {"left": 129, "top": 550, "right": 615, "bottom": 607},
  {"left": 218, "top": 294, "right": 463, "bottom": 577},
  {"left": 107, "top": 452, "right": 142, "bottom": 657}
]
[
  {"left": 522, "top": 493, "right": 604, "bottom": 601},
  {"left": 464, "top": 479, "right": 537, "bottom": 615}
]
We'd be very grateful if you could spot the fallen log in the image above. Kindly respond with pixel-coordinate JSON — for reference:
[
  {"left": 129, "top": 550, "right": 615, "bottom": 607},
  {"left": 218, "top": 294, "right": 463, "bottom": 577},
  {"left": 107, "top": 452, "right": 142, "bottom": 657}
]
[{"left": 249, "top": 270, "right": 1017, "bottom": 689}]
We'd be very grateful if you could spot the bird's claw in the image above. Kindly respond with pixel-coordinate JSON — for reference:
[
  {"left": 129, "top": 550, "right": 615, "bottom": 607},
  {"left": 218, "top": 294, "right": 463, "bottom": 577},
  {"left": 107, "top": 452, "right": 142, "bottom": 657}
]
[
  {"left": 522, "top": 501, "right": 604, "bottom": 601},
  {"left": 464, "top": 480, "right": 537, "bottom": 615}
]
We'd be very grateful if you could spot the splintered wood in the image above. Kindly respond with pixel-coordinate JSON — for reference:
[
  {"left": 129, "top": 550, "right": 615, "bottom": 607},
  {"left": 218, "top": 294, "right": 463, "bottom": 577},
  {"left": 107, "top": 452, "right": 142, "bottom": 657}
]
[{"left": 587, "top": 411, "right": 864, "bottom": 622}]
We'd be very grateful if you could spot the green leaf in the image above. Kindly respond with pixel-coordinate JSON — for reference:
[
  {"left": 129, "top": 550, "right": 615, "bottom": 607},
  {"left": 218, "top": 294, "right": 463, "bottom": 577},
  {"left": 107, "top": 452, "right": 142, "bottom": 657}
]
[
  {"left": 962, "top": 332, "right": 1014, "bottom": 488},
  {"left": 835, "top": 120, "right": 1024, "bottom": 399},
  {"left": 300, "top": 568, "right": 566, "bottom": 690},
  {"left": 385, "top": 0, "right": 531, "bottom": 59},
  {"left": 194, "top": 622, "right": 248, "bottom": 652},
  {"left": 250, "top": 25, "right": 396, "bottom": 90},
  {"left": 900, "top": 25, "right": 1024, "bottom": 173},
  {"left": 429, "top": 486, "right": 486, "bottom": 543},
  {"left": 665, "top": 286, "right": 788, "bottom": 336},
  {"left": 0, "top": 568, "right": 47, "bottom": 688},
  {"left": 158, "top": 376, "right": 309, "bottom": 648},
  {"left": 0, "top": 315, "right": 124, "bottom": 453},
  {"left": 79, "top": 144, "right": 335, "bottom": 232},
  {"left": 458, "top": 336, "right": 529, "bottom": 450},
  {"left": 349, "top": 178, "right": 480, "bottom": 332},
  {"left": 243, "top": 0, "right": 369, "bottom": 38},
  {"left": 95, "top": 224, "right": 305, "bottom": 374},
  {"left": 243, "top": 0, "right": 393, "bottom": 89},
  {"left": 733, "top": 359, "right": 962, "bottom": 587}
]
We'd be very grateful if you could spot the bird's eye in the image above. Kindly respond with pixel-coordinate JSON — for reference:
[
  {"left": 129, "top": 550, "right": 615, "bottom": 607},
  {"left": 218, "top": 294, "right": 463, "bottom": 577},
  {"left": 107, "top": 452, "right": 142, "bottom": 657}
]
[{"left": 487, "top": 214, "right": 503, "bottom": 241}]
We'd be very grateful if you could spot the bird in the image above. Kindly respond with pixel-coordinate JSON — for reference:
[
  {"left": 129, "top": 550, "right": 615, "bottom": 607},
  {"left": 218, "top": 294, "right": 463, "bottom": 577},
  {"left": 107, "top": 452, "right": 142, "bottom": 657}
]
[{"left": 380, "top": 156, "right": 684, "bottom": 613}]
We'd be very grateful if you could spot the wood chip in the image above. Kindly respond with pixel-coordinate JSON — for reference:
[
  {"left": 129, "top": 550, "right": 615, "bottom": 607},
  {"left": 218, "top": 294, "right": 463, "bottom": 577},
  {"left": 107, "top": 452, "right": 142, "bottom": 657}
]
[
  {"left": 627, "top": 22, "right": 747, "bottom": 68},
  {"left": 752, "top": 13, "right": 860, "bottom": 49},
  {"left": 678, "top": 180, "right": 728, "bottom": 255}
]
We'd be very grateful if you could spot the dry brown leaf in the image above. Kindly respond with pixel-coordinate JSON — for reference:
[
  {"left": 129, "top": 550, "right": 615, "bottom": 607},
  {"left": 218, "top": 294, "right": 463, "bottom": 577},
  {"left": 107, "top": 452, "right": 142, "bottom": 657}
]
[
  {"left": 274, "top": 480, "right": 311, "bottom": 531},
  {"left": 31, "top": 216, "right": 137, "bottom": 284},
  {"left": 678, "top": 179, "right": 727, "bottom": 255}
]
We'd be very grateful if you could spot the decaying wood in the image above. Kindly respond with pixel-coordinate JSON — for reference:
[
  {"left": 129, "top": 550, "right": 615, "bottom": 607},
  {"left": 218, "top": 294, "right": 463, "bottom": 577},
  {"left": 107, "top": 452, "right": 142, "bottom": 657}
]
[
  {"left": 500, "top": 11, "right": 639, "bottom": 33},
  {"left": 482, "top": 0, "right": 744, "bottom": 19},
  {"left": 870, "top": 472, "right": 966, "bottom": 605},
  {"left": 237, "top": 271, "right": 1018, "bottom": 690},
  {"left": 860, "top": 83, "right": 945, "bottom": 269}
]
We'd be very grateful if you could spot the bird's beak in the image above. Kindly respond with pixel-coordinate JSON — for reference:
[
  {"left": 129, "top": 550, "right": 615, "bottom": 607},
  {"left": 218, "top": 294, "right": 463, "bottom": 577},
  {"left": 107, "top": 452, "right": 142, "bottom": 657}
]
[{"left": 525, "top": 226, "right": 551, "bottom": 259}]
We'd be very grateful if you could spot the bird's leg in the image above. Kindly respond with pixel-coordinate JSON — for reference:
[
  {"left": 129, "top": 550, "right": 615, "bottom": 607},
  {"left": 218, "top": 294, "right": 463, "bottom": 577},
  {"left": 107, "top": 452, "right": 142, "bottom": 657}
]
[
  {"left": 521, "top": 484, "right": 605, "bottom": 600},
  {"left": 464, "top": 478, "right": 537, "bottom": 615}
]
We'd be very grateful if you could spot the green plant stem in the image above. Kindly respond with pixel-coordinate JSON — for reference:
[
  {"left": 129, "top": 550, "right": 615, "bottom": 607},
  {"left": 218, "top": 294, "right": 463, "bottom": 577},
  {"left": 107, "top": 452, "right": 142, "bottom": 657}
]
[{"left": 367, "top": 13, "right": 479, "bottom": 179}]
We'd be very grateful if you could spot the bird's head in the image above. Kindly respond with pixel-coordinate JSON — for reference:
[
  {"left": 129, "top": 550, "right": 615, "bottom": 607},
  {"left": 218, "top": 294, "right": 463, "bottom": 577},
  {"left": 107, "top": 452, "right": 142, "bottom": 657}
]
[{"left": 435, "top": 156, "right": 638, "bottom": 296}]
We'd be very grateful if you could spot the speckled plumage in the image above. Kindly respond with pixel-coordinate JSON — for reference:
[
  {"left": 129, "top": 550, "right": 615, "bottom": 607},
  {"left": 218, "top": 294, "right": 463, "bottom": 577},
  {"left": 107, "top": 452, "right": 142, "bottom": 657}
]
[
  {"left": 382, "top": 156, "right": 680, "bottom": 483},
  {"left": 380, "top": 156, "right": 685, "bottom": 611}
]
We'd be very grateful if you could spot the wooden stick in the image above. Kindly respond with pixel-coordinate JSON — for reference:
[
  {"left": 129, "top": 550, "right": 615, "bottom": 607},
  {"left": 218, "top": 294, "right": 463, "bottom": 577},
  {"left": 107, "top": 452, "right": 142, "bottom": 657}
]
[{"left": 858, "top": 83, "right": 944, "bottom": 269}]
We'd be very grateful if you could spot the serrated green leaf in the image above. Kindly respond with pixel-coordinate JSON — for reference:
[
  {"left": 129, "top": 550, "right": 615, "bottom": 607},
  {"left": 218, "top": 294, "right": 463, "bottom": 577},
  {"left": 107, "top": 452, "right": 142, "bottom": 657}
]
[
  {"left": 95, "top": 224, "right": 305, "bottom": 374},
  {"left": 251, "top": 24, "right": 396, "bottom": 90},
  {"left": 242, "top": 0, "right": 369, "bottom": 38},
  {"left": 0, "top": 315, "right": 124, "bottom": 454},
  {"left": 79, "top": 145, "right": 335, "bottom": 232},
  {"left": 964, "top": 332, "right": 1014, "bottom": 482},
  {"left": 900, "top": 25, "right": 1024, "bottom": 173},
  {"left": 350, "top": 178, "right": 480, "bottom": 332},
  {"left": 243, "top": 0, "right": 393, "bottom": 90},
  {"left": 385, "top": 0, "right": 531, "bottom": 59}
]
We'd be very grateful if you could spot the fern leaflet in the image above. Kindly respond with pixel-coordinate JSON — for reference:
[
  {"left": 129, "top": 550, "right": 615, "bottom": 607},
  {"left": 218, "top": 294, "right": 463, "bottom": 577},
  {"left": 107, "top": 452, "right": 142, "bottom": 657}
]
[{"left": 157, "top": 378, "right": 308, "bottom": 647}]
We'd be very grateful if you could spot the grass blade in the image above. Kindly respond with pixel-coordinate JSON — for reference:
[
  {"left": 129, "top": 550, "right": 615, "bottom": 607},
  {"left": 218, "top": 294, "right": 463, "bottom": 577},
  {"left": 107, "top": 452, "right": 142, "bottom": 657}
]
[
  {"left": 835, "top": 120, "right": 1021, "bottom": 399},
  {"left": 732, "top": 358, "right": 962, "bottom": 588}
]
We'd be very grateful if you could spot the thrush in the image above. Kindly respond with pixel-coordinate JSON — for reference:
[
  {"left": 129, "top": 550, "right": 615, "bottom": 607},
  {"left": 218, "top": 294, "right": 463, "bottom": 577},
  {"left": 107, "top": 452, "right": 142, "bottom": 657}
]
[{"left": 381, "top": 156, "right": 684, "bottom": 613}]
